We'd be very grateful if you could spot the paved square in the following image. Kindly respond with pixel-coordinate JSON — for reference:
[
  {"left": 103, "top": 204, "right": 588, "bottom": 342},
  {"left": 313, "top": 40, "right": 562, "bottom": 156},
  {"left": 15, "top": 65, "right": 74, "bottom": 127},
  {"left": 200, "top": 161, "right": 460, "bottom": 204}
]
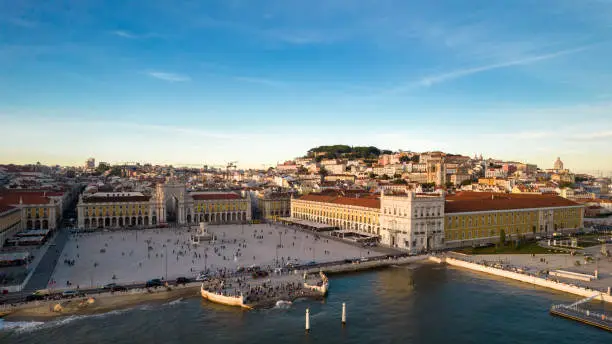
[{"left": 50, "top": 224, "right": 383, "bottom": 288}]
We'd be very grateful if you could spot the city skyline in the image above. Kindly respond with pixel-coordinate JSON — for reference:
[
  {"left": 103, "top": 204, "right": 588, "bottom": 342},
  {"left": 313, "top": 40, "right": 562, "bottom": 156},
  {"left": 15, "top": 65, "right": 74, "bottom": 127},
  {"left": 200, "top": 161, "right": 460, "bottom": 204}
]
[{"left": 1, "top": 1, "right": 612, "bottom": 170}]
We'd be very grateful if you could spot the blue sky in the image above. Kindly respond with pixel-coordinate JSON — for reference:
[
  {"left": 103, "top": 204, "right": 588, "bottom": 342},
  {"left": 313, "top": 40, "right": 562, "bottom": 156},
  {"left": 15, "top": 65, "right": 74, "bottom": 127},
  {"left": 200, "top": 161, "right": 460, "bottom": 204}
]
[{"left": 1, "top": 0, "right": 611, "bottom": 172}]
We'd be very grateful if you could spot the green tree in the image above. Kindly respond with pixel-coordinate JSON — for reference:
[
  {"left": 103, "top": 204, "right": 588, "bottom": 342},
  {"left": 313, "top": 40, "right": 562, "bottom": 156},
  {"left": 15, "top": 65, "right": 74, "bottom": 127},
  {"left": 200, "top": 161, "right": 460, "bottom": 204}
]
[
  {"left": 393, "top": 173, "right": 402, "bottom": 178},
  {"left": 399, "top": 155, "right": 411, "bottom": 163},
  {"left": 410, "top": 155, "right": 420, "bottom": 163},
  {"left": 109, "top": 166, "right": 122, "bottom": 177},
  {"left": 297, "top": 166, "right": 309, "bottom": 174},
  {"left": 369, "top": 172, "right": 378, "bottom": 179},
  {"left": 445, "top": 181, "right": 454, "bottom": 189},
  {"left": 392, "top": 178, "right": 407, "bottom": 185},
  {"left": 460, "top": 179, "right": 473, "bottom": 186},
  {"left": 381, "top": 174, "right": 390, "bottom": 180},
  {"left": 499, "top": 229, "right": 506, "bottom": 246},
  {"left": 319, "top": 166, "right": 329, "bottom": 177},
  {"left": 95, "top": 163, "right": 110, "bottom": 174}
]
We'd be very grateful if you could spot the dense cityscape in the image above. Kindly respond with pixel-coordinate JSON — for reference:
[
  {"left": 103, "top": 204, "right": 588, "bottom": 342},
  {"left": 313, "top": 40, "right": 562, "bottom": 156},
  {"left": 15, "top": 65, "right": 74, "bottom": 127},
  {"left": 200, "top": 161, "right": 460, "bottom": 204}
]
[{"left": 2, "top": 0, "right": 612, "bottom": 342}]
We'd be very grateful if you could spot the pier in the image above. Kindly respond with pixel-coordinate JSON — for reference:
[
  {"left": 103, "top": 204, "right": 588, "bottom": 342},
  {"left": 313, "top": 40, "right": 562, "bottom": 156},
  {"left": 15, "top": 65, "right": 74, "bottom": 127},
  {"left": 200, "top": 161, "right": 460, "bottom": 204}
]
[{"left": 550, "top": 294, "right": 612, "bottom": 332}]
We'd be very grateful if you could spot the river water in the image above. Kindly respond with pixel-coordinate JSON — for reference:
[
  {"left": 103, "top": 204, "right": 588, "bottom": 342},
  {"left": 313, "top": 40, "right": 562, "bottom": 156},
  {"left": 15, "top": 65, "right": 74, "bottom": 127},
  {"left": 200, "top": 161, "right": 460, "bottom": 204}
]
[{"left": 1, "top": 263, "right": 609, "bottom": 343}]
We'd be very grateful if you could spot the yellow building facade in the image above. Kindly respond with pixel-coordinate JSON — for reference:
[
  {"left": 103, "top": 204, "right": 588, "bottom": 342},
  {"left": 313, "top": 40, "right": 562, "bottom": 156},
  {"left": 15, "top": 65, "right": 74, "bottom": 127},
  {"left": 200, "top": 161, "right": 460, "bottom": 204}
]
[
  {"left": 444, "top": 193, "right": 583, "bottom": 248},
  {"left": 77, "top": 192, "right": 159, "bottom": 228},
  {"left": 0, "top": 206, "right": 21, "bottom": 248},
  {"left": 290, "top": 194, "right": 380, "bottom": 235}
]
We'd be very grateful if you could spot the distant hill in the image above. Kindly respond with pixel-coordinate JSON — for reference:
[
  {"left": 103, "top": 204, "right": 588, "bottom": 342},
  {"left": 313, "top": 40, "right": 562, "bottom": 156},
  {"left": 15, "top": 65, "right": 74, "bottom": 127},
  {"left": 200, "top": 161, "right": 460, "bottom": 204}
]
[{"left": 307, "top": 145, "right": 392, "bottom": 160}]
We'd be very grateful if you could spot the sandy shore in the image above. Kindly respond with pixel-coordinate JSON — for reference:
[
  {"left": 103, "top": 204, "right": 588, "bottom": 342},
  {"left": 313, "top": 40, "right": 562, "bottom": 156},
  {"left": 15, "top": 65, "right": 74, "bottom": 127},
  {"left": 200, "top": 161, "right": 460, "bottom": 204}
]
[{"left": 3, "top": 284, "right": 201, "bottom": 321}]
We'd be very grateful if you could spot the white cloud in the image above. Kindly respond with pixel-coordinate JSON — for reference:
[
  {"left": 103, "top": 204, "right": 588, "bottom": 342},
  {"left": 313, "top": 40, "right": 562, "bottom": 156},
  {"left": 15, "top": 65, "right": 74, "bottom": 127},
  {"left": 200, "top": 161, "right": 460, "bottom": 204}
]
[
  {"left": 568, "top": 130, "right": 612, "bottom": 141},
  {"left": 147, "top": 71, "right": 190, "bottom": 82},
  {"left": 112, "top": 30, "right": 137, "bottom": 39},
  {"left": 417, "top": 45, "right": 592, "bottom": 87},
  {"left": 233, "top": 76, "right": 285, "bottom": 87}
]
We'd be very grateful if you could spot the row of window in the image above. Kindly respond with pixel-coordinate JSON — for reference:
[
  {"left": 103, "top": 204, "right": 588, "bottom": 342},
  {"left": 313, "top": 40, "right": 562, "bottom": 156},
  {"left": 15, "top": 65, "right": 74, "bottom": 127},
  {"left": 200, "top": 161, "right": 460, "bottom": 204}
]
[
  {"left": 383, "top": 206, "right": 442, "bottom": 218},
  {"left": 292, "top": 206, "right": 378, "bottom": 224}
]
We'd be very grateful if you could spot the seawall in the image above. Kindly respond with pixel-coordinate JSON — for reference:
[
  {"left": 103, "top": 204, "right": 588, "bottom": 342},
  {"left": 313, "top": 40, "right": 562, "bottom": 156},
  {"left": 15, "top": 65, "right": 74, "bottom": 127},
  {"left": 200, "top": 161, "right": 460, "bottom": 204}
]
[
  {"left": 200, "top": 288, "right": 250, "bottom": 309},
  {"left": 441, "top": 257, "right": 612, "bottom": 303}
]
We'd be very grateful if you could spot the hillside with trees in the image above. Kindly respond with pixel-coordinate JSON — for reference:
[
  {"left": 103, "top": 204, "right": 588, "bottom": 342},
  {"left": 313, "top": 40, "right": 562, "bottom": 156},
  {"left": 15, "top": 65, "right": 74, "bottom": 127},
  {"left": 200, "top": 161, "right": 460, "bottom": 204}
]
[{"left": 307, "top": 145, "right": 391, "bottom": 161}]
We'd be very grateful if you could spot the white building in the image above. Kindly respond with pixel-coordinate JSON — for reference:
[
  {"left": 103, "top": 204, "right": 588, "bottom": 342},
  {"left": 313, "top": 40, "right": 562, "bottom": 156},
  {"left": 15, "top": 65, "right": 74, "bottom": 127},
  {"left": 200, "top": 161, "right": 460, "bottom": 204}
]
[{"left": 379, "top": 192, "right": 445, "bottom": 253}]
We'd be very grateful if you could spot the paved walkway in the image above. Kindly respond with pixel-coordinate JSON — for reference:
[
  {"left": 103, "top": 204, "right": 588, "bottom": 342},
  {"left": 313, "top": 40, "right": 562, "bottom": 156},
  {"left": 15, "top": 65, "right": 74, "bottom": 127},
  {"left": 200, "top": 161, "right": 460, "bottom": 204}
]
[{"left": 22, "top": 228, "right": 71, "bottom": 293}]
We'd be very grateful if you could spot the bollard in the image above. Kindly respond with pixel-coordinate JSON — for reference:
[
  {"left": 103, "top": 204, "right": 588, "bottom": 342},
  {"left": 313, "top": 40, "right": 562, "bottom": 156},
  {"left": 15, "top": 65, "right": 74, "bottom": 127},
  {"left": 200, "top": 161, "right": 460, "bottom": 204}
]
[
  {"left": 342, "top": 302, "right": 346, "bottom": 326},
  {"left": 305, "top": 308, "right": 310, "bottom": 333}
]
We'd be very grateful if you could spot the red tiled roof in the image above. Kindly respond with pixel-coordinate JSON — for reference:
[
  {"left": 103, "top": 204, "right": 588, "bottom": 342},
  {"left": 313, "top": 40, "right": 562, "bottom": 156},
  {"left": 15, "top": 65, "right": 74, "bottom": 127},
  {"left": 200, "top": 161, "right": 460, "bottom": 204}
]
[
  {"left": 0, "top": 192, "right": 51, "bottom": 205},
  {"left": 2, "top": 190, "right": 64, "bottom": 197},
  {"left": 83, "top": 195, "right": 151, "bottom": 203},
  {"left": 0, "top": 204, "right": 19, "bottom": 214},
  {"left": 191, "top": 193, "right": 241, "bottom": 200},
  {"left": 445, "top": 192, "right": 580, "bottom": 213},
  {"left": 298, "top": 194, "right": 380, "bottom": 209}
]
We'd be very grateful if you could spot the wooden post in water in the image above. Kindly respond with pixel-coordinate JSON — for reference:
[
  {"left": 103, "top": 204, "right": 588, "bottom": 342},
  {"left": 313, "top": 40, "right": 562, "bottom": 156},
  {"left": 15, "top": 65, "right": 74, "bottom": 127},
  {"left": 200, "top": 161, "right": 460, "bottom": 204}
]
[
  {"left": 305, "top": 308, "right": 310, "bottom": 333},
  {"left": 342, "top": 302, "right": 346, "bottom": 326}
]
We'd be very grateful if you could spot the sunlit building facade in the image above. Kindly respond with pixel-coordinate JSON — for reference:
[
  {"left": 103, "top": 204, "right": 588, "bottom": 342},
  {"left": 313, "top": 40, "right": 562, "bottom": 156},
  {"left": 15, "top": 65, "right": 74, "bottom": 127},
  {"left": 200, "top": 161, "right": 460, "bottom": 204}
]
[{"left": 444, "top": 192, "right": 584, "bottom": 248}]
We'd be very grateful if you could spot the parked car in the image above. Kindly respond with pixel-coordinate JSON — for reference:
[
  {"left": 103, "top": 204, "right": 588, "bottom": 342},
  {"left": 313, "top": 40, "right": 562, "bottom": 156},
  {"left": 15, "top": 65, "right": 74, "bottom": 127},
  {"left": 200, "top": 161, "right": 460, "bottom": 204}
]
[
  {"left": 100, "top": 283, "right": 117, "bottom": 290},
  {"left": 146, "top": 279, "right": 163, "bottom": 288},
  {"left": 111, "top": 285, "right": 128, "bottom": 292},
  {"left": 62, "top": 290, "right": 83, "bottom": 298},
  {"left": 195, "top": 273, "right": 209, "bottom": 282},
  {"left": 175, "top": 277, "right": 191, "bottom": 285},
  {"left": 25, "top": 293, "right": 45, "bottom": 302}
]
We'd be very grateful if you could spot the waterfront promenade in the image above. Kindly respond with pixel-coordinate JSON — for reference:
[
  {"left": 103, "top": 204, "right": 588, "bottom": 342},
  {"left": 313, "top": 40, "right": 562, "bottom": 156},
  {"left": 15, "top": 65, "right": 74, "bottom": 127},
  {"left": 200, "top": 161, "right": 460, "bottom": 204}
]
[{"left": 432, "top": 255, "right": 612, "bottom": 303}]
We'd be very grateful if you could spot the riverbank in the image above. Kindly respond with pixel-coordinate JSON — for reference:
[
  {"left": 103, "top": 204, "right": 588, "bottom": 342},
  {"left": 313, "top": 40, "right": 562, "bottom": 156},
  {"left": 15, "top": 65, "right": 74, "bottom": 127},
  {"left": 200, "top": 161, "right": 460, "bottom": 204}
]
[{"left": 3, "top": 284, "right": 201, "bottom": 321}]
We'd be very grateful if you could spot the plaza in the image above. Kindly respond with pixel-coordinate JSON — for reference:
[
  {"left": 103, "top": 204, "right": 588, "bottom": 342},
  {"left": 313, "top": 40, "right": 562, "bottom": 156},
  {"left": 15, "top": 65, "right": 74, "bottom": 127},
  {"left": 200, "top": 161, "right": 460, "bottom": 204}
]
[{"left": 50, "top": 224, "right": 385, "bottom": 288}]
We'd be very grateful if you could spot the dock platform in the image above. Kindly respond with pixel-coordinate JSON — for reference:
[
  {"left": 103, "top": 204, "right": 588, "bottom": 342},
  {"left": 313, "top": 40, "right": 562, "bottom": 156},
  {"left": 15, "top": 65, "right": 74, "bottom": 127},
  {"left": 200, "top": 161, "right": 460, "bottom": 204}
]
[{"left": 550, "top": 305, "right": 612, "bottom": 332}]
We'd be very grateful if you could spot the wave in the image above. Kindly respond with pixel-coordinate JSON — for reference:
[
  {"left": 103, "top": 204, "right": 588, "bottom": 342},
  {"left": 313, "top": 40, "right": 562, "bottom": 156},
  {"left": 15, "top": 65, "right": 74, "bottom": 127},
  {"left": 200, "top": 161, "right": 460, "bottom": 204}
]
[
  {"left": 274, "top": 300, "right": 292, "bottom": 309},
  {"left": 0, "top": 307, "right": 136, "bottom": 334},
  {"left": 165, "top": 298, "right": 183, "bottom": 306}
]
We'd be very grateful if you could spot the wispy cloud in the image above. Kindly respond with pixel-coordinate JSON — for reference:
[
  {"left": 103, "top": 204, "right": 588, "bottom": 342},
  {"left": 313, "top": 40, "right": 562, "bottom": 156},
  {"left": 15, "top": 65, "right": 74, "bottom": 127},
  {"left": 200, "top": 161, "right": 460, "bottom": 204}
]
[
  {"left": 490, "top": 131, "right": 555, "bottom": 139},
  {"left": 112, "top": 30, "right": 164, "bottom": 39},
  {"left": 233, "top": 76, "right": 285, "bottom": 87},
  {"left": 418, "top": 45, "right": 592, "bottom": 87},
  {"left": 113, "top": 30, "right": 138, "bottom": 39},
  {"left": 9, "top": 18, "right": 37, "bottom": 28},
  {"left": 568, "top": 130, "right": 612, "bottom": 141},
  {"left": 265, "top": 29, "right": 341, "bottom": 45},
  {"left": 147, "top": 71, "right": 190, "bottom": 82}
]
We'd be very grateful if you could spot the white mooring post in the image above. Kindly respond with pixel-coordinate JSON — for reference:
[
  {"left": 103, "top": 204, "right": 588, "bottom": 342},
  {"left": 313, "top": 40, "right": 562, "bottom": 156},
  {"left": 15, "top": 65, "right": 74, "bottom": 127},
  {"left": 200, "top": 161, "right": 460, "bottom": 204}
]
[
  {"left": 305, "top": 308, "right": 310, "bottom": 333},
  {"left": 342, "top": 302, "right": 346, "bottom": 326}
]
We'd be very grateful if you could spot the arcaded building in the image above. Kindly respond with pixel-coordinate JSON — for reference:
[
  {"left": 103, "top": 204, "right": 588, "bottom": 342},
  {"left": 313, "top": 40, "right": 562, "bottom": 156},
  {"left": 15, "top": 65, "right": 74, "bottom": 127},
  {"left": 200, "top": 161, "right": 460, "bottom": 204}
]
[
  {"left": 443, "top": 192, "right": 584, "bottom": 248},
  {"left": 290, "top": 191, "right": 584, "bottom": 253}
]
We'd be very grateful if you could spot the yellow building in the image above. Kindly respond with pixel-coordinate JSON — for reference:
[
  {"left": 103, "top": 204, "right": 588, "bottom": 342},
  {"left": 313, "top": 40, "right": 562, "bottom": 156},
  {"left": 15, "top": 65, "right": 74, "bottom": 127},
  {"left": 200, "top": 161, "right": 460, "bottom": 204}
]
[
  {"left": 290, "top": 191, "right": 584, "bottom": 251},
  {"left": 444, "top": 192, "right": 583, "bottom": 247},
  {"left": 258, "top": 192, "right": 292, "bottom": 220},
  {"left": 0, "top": 191, "right": 59, "bottom": 230},
  {"left": 77, "top": 192, "right": 159, "bottom": 228},
  {"left": 0, "top": 205, "right": 21, "bottom": 248},
  {"left": 290, "top": 193, "right": 381, "bottom": 235},
  {"left": 186, "top": 192, "right": 250, "bottom": 224}
]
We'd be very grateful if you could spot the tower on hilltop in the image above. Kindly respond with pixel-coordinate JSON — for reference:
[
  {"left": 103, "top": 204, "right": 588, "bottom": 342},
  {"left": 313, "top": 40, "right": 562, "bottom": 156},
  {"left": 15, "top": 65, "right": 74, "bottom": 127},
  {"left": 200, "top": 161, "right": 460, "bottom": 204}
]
[{"left": 553, "top": 157, "right": 564, "bottom": 171}]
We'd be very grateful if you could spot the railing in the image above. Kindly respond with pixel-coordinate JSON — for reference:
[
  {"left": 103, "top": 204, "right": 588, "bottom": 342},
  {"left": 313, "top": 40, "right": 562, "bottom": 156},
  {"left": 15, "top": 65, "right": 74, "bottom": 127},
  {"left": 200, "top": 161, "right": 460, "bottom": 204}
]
[{"left": 552, "top": 304, "right": 611, "bottom": 322}]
